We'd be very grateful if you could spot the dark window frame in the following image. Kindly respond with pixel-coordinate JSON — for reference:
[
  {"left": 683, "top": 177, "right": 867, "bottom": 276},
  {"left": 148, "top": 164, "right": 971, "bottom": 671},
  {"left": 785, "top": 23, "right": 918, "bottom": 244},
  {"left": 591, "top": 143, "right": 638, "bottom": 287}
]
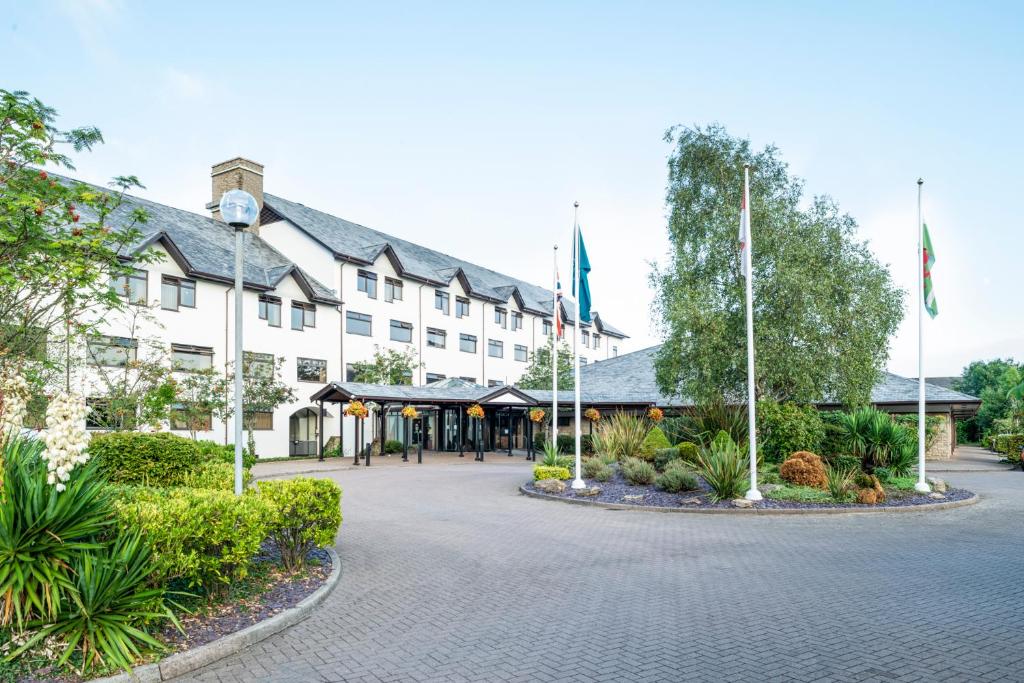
[
  {"left": 390, "top": 319, "right": 413, "bottom": 343},
  {"left": 160, "top": 275, "right": 196, "bottom": 311},
  {"left": 87, "top": 335, "right": 138, "bottom": 367},
  {"left": 511, "top": 311, "right": 523, "bottom": 330},
  {"left": 297, "top": 357, "right": 328, "bottom": 383},
  {"left": 514, "top": 344, "right": 528, "bottom": 362},
  {"left": 291, "top": 301, "right": 316, "bottom": 331},
  {"left": 459, "top": 333, "right": 477, "bottom": 354},
  {"left": 456, "top": 297, "right": 470, "bottom": 318},
  {"left": 259, "top": 295, "right": 282, "bottom": 327},
  {"left": 112, "top": 269, "right": 148, "bottom": 305},
  {"left": 434, "top": 290, "right": 450, "bottom": 315},
  {"left": 357, "top": 270, "right": 378, "bottom": 299},
  {"left": 346, "top": 311, "right": 372, "bottom": 336},
  {"left": 488, "top": 339, "right": 503, "bottom": 358},
  {"left": 384, "top": 277, "right": 403, "bottom": 303},
  {"left": 171, "top": 343, "right": 214, "bottom": 373},
  {"left": 426, "top": 327, "right": 446, "bottom": 349}
]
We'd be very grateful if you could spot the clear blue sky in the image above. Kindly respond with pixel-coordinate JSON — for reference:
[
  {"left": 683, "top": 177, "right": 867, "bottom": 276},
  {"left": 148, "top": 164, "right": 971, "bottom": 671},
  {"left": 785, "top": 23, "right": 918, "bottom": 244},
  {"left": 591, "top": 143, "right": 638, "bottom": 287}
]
[{"left": 2, "top": 0, "right": 1020, "bottom": 378}]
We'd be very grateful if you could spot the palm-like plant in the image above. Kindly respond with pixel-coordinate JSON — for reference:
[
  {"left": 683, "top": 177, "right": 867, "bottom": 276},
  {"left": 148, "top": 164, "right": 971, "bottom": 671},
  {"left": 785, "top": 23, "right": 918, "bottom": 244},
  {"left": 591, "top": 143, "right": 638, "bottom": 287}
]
[
  {"left": 695, "top": 436, "right": 749, "bottom": 502},
  {"left": 824, "top": 463, "right": 857, "bottom": 501},
  {"left": 679, "top": 399, "right": 748, "bottom": 447},
  {"left": 593, "top": 413, "right": 650, "bottom": 460},
  {"left": 540, "top": 441, "right": 573, "bottom": 470}
]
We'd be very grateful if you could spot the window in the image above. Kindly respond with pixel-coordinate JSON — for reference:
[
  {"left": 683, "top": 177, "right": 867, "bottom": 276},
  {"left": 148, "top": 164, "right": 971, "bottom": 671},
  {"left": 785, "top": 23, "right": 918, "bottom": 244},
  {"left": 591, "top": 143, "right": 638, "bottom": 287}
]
[
  {"left": 86, "top": 398, "right": 136, "bottom": 430},
  {"left": 251, "top": 411, "right": 274, "bottom": 430},
  {"left": 581, "top": 330, "right": 590, "bottom": 347},
  {"left": 385, "top": 277, "right": 403, "bottom": 302},
  {"left": 488, "top": 339, "right": 503, "bottom": 358},
  {"left": 161, "top": 276, "right": 196, "bottom": 311},
  {"left": 593, "top": 334, "right": 601, "bottom": 349},
  {"left": 494, "top": 307, "right": 507, "bottom": 328},
  {"left": 459, "top": 334, "right": 477, "bottom": 354},
  {"left": 292, "top": 302, "right": 315, "bottom": 330},
  {"left": 542, "top": 319, "right": 552, "bottom": 336},
  {"left": 456, "top": 297, "right": 470, "bottom": 318},
  {"left": 112, "top": 269, "right": 147, "bottom": 305},
  {"left": 346, "top": 311, "right": 372, "bottom": 336},
  {"left": 259, "top": 295, "right": 282, "bottom": 327},
  {"left": 169, "top": 407, "right": 211, "bottom": 431},
  {"left": 514, "top": 344, "right": 528, "bottom": 362},
  {"left": 171, "top": 344, "right": 213, "bottom": 372},
  {"left": 426, "top": 327, "right": 446, "bottom": 349},
  {"left": 243, "top": 351, "right": 274, "bottom": 378},
  {"left": 297, "top": 357, "right": 327, "bottom": 383},
  {"left": 357, "top": 270, "right": 377, "bottom": 299},
  {"left": 87, "top": 336, "right": 137, "bottom": 367},
  {"left": 488, "top": 380, "right": 504, "bottom": 388},
  {"left": 612, "top": 345, "right": 619, "bottom": 358},
  {"left": 346, "top": 363, "right": 357, "bottom": 382},
  {"left": 512, "top": 311, "right": 523, "bottom": 330},
  {"left": 425, "top": 373, "right": 446, "bottom": 384},
  {"left": 435, "top": 290, "right": 449, "bottom": 315},
  {"left": 390, "top": 319, "right": 413, "bottom": 343}
]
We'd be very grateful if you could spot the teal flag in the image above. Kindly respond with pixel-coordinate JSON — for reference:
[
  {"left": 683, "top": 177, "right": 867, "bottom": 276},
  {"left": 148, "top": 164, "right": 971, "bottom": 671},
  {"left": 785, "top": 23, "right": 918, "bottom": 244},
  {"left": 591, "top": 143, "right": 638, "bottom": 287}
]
[{"left": 572, "top": 227, "right": 592, "bottom": 323}]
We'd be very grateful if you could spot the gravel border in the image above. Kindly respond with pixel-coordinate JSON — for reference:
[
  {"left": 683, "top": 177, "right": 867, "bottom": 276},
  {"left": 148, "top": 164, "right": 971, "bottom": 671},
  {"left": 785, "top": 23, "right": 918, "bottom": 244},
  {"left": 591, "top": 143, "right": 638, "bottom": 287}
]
[
  {"left": 519, "top": 485, "right": 979, "bottom": 515},
  {"left": 91, "top": 547, "right": 341, "bottom": 683}
]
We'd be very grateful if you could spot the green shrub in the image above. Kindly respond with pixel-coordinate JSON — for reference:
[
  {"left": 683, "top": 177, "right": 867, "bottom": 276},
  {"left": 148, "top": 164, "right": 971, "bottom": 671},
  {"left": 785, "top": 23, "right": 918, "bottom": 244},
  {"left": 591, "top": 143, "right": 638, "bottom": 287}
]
[
  {"left": 556, "top": 434, "right": 574, "bottom": 453},
  {"left": 991, "top": 434, "right": 1024, "bottom": 457},
  {"left": 90, "top": 432, "right": 203, "bottom": 487},
  {"left": 581, "top": 433, "right": 595, "bottom": 455},
  {"left": 654, "top": 463, "right": 699, "bottom": 493},
  {"left": 621, "top": 457, "right": 656, "bottom": 485},
  {"left": 824, "top": 453, "right": 861, "bottom": 473},
  {"left": 676, "top": 442, "right": 700, "bottom": 465},
  {"left": 639, "top": 427, "right": 672, "bottom": 460},
  {"left": 195, "top": 440, "right": 255, "bottom": 469},
  {"left": 592, "top": 463, "right": 614, "bottom": 482},
  {"left": 581, "top": 457, "right": 605, "bottom": 479},
  {"left": 886, "top": 476, "right": 919, "bottom": 491},
  {"left": 112, "top": 486, "right": 276, "bottom": 592},
  {"left": 533, "top": 465, "right": 571, "bottom": 481},
  {"left": 756, "top": 400, "right": 825, "bottom": 463},
  {"left": 540, "top": 447, "right": 574, "bottom": 471},
  {"left": 180, "top": 460, "right": 252, "bottom": 491},
  {"left": 591, "top": 413, "right": 649, "bottom": 460},
  {"left": 696, "top": 438, "right": 749, "bottom": 502},
  {"left": 257, "top": 478, "right": 342, "bottom": 572},
  {"left": 384, "top": 439, "right": 404, "bottom": 454},
  {"left": 677, "top": 399, "right": 748, "bottom": 446},
  {"left": 653, "top": 447, "right": 681, "bottom": 471}
]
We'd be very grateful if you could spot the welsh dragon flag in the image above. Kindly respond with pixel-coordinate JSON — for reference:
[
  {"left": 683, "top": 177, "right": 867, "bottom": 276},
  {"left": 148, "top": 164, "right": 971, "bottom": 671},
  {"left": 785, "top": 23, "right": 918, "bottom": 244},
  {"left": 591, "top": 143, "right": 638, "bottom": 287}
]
[{"left": 923, "top": 223, "right": 937, "bottom": 318}]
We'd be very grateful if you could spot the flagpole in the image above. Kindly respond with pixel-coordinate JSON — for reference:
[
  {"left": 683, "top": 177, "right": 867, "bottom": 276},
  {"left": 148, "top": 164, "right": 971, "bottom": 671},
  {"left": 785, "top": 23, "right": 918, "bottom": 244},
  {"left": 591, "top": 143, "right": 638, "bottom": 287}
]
[
  {"left": 915, "top": 179, "right": 931, "bottom": 493},
  {"left": 571, "top": 201, "right": 585, "bottom": 489},
  {"left": 552, "top": 244, "right": 558, "bottom": 447},
  {"left": 743, "top": 165, "right": 762, "bottom": 501}
]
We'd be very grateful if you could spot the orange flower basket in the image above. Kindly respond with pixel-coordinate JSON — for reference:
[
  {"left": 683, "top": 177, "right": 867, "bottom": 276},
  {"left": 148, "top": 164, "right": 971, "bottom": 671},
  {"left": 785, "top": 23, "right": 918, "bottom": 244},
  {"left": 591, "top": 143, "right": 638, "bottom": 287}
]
[
  {"left": 401, "top": 405, "right": 420, "bottom": 420},
  {"left": 344, "top": 400, "right": 369, "bottom": 419},
  {"left": 584, "top": 407, "right": 601, "bottom": 423},
  {"left": 529, "top": 408, "right": 546, "bottom": 423},
  {"left": 647, "top": 406, "right": 664, "bottom": 423},
  {"left": 466, "top": 404, "right": 485, "bottom": 420}
]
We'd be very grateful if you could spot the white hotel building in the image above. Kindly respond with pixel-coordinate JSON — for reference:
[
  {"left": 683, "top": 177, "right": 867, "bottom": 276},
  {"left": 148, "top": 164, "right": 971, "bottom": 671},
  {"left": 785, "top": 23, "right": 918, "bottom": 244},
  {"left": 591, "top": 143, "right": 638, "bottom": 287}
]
[{"left": 74, "top": 158, "right": 628, "bottom": 457}]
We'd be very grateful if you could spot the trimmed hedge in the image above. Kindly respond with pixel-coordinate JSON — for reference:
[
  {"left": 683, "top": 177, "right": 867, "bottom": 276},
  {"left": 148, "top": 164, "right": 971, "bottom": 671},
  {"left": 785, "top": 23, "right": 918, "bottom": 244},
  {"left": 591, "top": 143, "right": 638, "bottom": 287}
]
[
  {"left": 196, "top": 439, "right": 256, "bottom": 469},
  {"left": 90, "top": 432, "right": 203, "bottom": 487},
  {"left": 639, "top": 427, "right": 671, "bottom": 461},
  {"left": 180, "top": 460, "right": 251, "bottom": 491},
  {"left": 257, "top": 478, "right": 342, "bottom": 572},
  {"left": 112, "top": 485, "right": 276, "bottom": 592},
  {"left": 533, "top": 465, "right": 571, "bottom": 481},
  {"left": 991, "top": 433, "right": 1024, "bottom": 457}
]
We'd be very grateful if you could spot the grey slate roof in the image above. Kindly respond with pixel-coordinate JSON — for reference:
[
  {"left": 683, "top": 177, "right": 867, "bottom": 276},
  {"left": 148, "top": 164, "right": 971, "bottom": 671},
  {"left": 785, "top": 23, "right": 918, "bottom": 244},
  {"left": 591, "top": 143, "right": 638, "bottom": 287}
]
[
  {"left": 63, "top": 176, "right": 340, "bottom": 304},
  {"left": 262, "top": 193, "right": 627, "bottom": 338},
  {"left": 577, "top": 345, "right": 981, "bottom": 408}
]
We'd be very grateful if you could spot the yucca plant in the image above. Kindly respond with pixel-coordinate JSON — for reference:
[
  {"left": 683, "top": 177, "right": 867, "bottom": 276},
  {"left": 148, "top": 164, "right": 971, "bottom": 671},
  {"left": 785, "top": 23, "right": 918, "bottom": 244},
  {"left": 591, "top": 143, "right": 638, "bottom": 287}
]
[
  {"left": 540, "top": 441, "right": 573, "bottom": 470},
  {"left": 696, "top": 436, "right": 749, "bottom": 502},
  {"left": 824, "top": 463, "right": 857, "bottom": 501},
  {"left": 0, "top": 436, "right": 111, "bottom": 628},
  {"left": 7, "top": 531, "right": 180, "bottom": 673},
  {"left": 679, "top": 399, "right": 748, "bottom": 447},
  {"left": 886, "top": 441, "right": 917, "bottom": 478}
]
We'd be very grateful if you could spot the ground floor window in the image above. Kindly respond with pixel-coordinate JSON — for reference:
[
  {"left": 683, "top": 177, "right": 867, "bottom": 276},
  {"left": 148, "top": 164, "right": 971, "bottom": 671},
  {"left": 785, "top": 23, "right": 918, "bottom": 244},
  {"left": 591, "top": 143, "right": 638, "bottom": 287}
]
[{"left": 250, "top": 411, "right": 274, "bottom": 430}]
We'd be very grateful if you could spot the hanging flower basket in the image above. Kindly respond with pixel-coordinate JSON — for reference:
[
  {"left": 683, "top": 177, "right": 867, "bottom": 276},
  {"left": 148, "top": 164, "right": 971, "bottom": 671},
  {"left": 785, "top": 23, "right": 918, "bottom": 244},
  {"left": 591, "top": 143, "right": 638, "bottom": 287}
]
[
  {"left": 401, "top": 405, "right": 420, "bottom": 420},
  {"left": 584, "top": 407, "right": 601, "bottom": 423},
  {"left": 344, "top": 400, "right": 369, "bottom": 419},
  {"left": 529, "top": 408, "right": 546, "bottom": 423},
  {"left": 647, "top": 406, "right": 664, "bottom": 423},
  {"left": 466, "top": 404, "right": 485, "bottom": 420}
]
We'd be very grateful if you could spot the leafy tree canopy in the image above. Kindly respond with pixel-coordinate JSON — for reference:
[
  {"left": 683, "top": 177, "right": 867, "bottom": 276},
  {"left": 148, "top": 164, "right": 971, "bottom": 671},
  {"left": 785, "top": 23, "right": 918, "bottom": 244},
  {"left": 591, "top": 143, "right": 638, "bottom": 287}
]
[
  {"left": 515, "top": 338, "right": 575, "bottom": 390},
  {"left": 350, "top": 346, "right": 421, "bottom": 385},
  {"left": 955, "top": 358, "right": 1024, "bottom": 439},
  {"left": 651, "top": 125, "right": 904, "bottom": 406}
]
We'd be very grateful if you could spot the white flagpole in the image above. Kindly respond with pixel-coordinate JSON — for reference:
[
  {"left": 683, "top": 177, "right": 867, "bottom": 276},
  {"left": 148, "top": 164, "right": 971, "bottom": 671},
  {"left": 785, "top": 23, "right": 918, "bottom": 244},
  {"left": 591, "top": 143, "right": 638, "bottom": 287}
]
[
  {"left": 571, "top": 201, "right": 585, "bottom": 489},
  {"left": 915, "top": 179, "right": 931, "bottom": 493},
  {"left": 743, "top": 165, "right": 762, "bottom": 501},
  {"left": 551, "top": 244, "right": 558, "bottom": 447}
]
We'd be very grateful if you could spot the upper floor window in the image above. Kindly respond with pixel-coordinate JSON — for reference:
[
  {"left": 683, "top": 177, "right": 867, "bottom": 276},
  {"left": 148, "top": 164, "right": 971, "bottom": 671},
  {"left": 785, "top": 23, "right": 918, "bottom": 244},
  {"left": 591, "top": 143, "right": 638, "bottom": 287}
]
[
  {"left": 542, "top": 319, "right": 552, "bottom": 336},
  {"left": 357, "top": 270, "right": 377, "bottom": 299},
  {"left": 494, "top": 307, "right": 507, "bottom": 328},
  {"left": 244, "top": 351, "right": 274, "bottom": 378},
  {"left": 435, "top": 290, "right": 449, "bottom": 315},
  {"left": 593, "top": 334, "right": 601, "bottom": 349},
  {"left": 259, "top": 295, "right": 282, "bottom": 327},
  {"left": 426, "top": 327, "right": 446, "bottom": 349},
  {"left": 87, "top": 335, "right": 137, "bottom": 367},
  {"left": 460, "top": 333, "right": 477, "bottom": 354},
  {"left": 112, "top": 269, "right": 147, "bottom": 305},
  {"left": 346, "top": 311, "right": 372, "bottom": 336},
  {"left": 86, "top": 398, "right": 137, "bottom": 431},
  {"left": 456, "top": 297, "right": 470, "bottom": 318},
  {"left": 291, "top": 302, "right": 315, "bottom": 331},
  {"left": 172, "top": 343, "right": 213, "bottom": 372},
  {"left": 385, "top": 277, "right": 403, "bottom": 302},
  {"left": 488, "top": 339, "right": 503, "bottom": 358},
  {"left": 425, "top": 373, "right": 446, "bottom": 384},
  {"left": 161, "top": 275, "right": 195, "bottom": 311},
  {"left": 514, "top": 344, "right": 528, "bottom": 362},
  {"left": 297, "top": 357, "right": 327, "bottom": 383},
  {"left": 511, "top": 311, "right": 523, "bottom": 330},
  {"left": 390, "top": 319, "right": 413, "bottom": 343},
  {"left": 488, "top": 380, "right": 504, "bottom": 388},
  {"left": 581, "top": 330, "right": 590, "bottom": 347},
  {"left": 345, "top": 363, "right": 357, "bottom": 382}
]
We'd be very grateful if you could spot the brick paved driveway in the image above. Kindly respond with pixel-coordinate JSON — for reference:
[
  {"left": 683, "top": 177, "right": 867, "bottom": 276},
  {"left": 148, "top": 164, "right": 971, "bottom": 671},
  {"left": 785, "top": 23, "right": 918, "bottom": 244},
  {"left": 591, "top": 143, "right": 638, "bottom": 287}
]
[{"left": 181, "top": 461, "right": 1024, "bottom": 683}]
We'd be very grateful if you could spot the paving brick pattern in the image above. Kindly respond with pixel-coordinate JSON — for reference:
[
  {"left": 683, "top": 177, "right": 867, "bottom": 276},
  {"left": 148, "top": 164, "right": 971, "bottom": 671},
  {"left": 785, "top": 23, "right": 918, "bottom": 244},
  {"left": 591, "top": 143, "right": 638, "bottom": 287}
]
[{"left": 180, "top": 462, "right": 1024, "bottom": 683}]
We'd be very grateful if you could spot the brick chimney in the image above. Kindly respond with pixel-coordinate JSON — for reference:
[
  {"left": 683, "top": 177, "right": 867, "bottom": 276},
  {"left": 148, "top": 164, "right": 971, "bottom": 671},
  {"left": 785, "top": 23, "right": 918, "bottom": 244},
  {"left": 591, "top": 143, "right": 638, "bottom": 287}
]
[{"left": 208, "top": 157, "right": 264, "bottom": 233}]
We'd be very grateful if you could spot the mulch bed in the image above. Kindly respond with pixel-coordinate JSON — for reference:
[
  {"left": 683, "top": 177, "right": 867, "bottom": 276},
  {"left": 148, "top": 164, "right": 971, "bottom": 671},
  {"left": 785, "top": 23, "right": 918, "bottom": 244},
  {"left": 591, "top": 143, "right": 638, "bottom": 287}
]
[{"left": 527, "top": 470, "right": 974, "bottom": 510}]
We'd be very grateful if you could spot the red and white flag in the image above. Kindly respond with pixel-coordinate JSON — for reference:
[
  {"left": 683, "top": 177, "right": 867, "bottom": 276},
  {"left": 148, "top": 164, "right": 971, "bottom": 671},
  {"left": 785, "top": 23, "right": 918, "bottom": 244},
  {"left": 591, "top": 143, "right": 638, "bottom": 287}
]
[
  {"left": 738, "top": 172, "right": 751, "bottom": 278},
  {"left": 555, "top": 272, "right": 564, "bottom": 338}
]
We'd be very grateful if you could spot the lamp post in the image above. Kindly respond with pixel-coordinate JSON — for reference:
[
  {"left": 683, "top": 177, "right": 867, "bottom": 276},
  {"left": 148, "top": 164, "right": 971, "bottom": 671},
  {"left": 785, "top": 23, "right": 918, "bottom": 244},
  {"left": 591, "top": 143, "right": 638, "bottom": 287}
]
[{"left": 219, "top": 188, "right": 259, "bottom": 496}]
